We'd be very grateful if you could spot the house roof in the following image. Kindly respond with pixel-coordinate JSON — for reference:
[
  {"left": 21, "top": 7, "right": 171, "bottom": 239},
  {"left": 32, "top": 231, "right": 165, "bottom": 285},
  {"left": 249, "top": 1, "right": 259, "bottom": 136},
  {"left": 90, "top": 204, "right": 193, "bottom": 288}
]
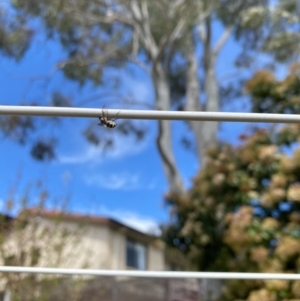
[{"left": 21, "top": 208, "right": 157, "bottom": 244}]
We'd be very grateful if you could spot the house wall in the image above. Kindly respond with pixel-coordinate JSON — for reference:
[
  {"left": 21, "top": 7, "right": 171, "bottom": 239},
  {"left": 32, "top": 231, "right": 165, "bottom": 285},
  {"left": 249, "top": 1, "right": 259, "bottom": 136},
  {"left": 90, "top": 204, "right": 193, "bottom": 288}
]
[
  {"left": 109, "top": 228, "right": 126, "bottom": 270},
  {"left": 148, "top": 245, "right": 165, "bottom": 271},
  {"left": 4, "top": 216, "right": 165, "bottom": 271},
  {"left": 68, "top": 222, "right": 112, "bottom": 269}
]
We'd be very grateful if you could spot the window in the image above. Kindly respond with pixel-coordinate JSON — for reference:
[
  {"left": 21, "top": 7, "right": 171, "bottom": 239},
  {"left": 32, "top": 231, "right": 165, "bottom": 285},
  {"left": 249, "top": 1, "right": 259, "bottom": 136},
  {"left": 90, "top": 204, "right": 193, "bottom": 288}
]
[{"left": 126, "top": 239, "right": 146, "bottom": 270}]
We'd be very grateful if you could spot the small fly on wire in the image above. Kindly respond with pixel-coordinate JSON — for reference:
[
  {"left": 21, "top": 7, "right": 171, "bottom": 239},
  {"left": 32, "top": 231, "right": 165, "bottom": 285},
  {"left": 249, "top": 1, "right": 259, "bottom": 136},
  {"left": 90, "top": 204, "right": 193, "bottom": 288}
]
[{"left": 98, "top": 108, "right": 120, "bottom": 128}]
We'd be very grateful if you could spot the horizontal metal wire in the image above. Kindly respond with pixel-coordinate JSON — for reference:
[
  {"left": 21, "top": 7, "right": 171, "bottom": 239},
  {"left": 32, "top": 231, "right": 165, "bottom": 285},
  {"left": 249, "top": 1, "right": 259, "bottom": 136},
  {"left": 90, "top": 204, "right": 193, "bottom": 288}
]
[
  {"left": 1, "top": 105, "right": 300, "bottom": 123},
  {"left": 0, "top": 267, "right": 299, "bottom": 280}
]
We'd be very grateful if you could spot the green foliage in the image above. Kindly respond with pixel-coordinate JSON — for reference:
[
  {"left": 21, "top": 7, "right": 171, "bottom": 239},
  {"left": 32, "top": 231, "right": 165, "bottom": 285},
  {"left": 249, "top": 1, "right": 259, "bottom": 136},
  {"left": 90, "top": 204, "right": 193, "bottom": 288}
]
[
  {"left": 0, "top": 6, "right": 33, "bottom": 60},
  {"left": 240, "top": 0, "right": 300, "bottom": 62},
  {"left": 164, "top": 125, "right": 300, "bottom": 300},
  {"left": 0, "top": 115, "right": 35, "bottom": 144},
  {"left": 163, "top": 65, "right": 300, "bottom": 300},
  {"left": 51, "top": 92, "right": 72, "bottom": 107},
  {"left": 246, "top": 64, "right": 300, "bottom": 114},
  {"left": 11, "top": 0, "right": 135, "bottom": 84},
  {"left": 0, "top": 112, "right": 60, "bottom": 161},
  {"left": 30, "top": 139, "right": 56, "bottom": 161},
  {"left": 1, "top": 0, "right": 286, "bottom": 164}
]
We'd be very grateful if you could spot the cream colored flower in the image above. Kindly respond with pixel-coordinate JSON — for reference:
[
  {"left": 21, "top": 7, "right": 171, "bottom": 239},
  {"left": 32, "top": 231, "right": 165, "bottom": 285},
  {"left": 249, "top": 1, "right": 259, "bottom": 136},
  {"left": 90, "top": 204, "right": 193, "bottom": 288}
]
[
  {"left": 288, "top": 184, "right": 300, "bottom": 202},
  {"left": 248, "top": 190, "right": 259, "bottom": 199},
  {"left": 261, "top": 193, "right": 275, "bottom": 207},
  {"left": 280, "top": 155, "right": 295, "bottom": 173},
  {"left": 292, "top": 280, "right": 300, "bottom": 297},
  {"left": 275, "top": 236, "right": 300, "bottom": 261},
  {"left": 239, "top": 206, "right": 254, "bottom": 215},
  {"left": 239, "top": 148, "right": 256, "bottom": 164},
  {"left": 269, "top": 188, "right": 286, "bottom": 203},
  {"left": 212, "top": 173, "right": 226, "bottom": 186},
  {"left": 262, "top": 217, "right": 279, "bottom": 230},
  {"left": 224, "top": 213, "right": 234, "bottom": 225},
  {"left": 200, "top": 234, "right": 210, "bottom": 245},
  {"left": 231, "top": 206, "right": 253, "bottom": 228},
  {"left": 270, "top": 174, "right": 287, "bottom": 188},
  {"left": 292, "top": 148, "right": 300, "bottom": 165},
  {"left": 258, "top": 145, "right": 277, "bottom": 161},
  {"left": 262, "top": 259, "right": 283, "bottom": 273},
  {"left": 264, "top": 279, "right": 289, "bottom": 291},
  {"left": 247, "top": 288, "right": 276, "bottom": 301},
  {"left": 250, "top": 246, "right": 269, "bottom": 263}
]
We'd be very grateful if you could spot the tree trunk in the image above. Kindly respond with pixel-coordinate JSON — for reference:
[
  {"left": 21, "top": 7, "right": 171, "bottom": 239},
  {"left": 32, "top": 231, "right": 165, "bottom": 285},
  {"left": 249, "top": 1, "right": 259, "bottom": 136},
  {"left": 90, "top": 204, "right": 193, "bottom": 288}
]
[
  {"left": 186, "top": 26, "right": 221, "bottom": 301},
  {"left": 152, "top": 63, "right": 184, "bottom": 194},
  {"left": 200, "top": 18, "right": 219, "bottom": 164},
  {"left": 202, "top": 54, "right": 219, "bottom": 157},
  {"left": 186, "top": 41, "right": 219, "bottom": 166},
  {"left": 185, "top": 43, "right": 203, "bottom": 162}
]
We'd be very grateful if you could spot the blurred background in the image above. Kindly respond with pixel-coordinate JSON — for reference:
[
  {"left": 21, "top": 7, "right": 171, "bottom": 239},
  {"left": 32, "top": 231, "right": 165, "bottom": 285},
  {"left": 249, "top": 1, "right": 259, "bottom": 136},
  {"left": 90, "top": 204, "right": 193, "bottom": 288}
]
[{"left": 0, "top": 0, "right": 300, "bottom": 300}]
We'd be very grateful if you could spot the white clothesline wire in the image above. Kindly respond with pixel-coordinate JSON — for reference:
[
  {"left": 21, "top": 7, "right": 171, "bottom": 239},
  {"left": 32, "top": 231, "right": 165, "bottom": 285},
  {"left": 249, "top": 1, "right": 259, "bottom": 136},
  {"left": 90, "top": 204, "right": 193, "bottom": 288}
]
[
  {"left": 0, "top": 267, "right": 299, "bottom": 280},
  {"left": 1, "top": 105, "right": 300, "bottom": 123}
]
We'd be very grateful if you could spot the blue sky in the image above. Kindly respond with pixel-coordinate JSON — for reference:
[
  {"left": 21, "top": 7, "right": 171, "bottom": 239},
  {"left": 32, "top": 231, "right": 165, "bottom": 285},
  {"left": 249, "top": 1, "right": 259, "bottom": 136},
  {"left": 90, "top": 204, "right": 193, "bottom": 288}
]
[
  {"left": 0, "top": 36, "right": 188, "bottom": 233},
  {"left": 0, "top": 17, "right": 282, "bottom": 234}
]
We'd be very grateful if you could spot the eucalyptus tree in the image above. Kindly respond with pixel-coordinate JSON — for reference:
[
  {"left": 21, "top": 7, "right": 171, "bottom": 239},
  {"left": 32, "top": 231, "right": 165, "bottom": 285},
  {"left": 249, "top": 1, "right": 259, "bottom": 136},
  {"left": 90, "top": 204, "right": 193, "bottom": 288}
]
[
  {"left": 0, "top": 1, "right": 32, "bottom": 60},
  {"left": 3, "top": 0, "right": 275, "bottom": 194},
  {"left": 241, "top": 0, "right": 300, "bottom": 63}
]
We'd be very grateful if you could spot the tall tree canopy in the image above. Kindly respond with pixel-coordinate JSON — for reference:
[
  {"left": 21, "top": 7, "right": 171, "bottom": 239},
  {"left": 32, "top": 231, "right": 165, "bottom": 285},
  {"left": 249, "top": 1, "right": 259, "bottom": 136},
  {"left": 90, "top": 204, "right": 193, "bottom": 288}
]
[
  {"left": 0, "top": 2, "right": 32, "bottom": 60},
  {"left": 1, "top": 0, "right": 298, "bottom": 194},
  {"left": 162, "top": 64, "right": 300, "bottom": 300},
  {"left": 241, "top": 0, "right": 300, "bottom": 62}
]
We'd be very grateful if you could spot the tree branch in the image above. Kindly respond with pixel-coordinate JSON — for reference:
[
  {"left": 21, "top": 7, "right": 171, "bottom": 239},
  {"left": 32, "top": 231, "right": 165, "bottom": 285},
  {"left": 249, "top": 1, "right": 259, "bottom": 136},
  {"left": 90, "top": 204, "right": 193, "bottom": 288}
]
[
  {"left": 156, "top": 19, "right": 185, "bottom": 62},
  {"left": 58, "top": 51, "right": 150, "bottom": 74},
  {"left": 185, "top": 41, "right": 203, "bottom": 162},
  {"left": 153, "top": 63, "right": 184, "bottom": 194},
  {"left": 132, "top": 27, "right": 139, "bottom": 57},
  {"left": 198, "top": 23, "right": 206, "bottom": 42},
  {"left": 213, "top": 25, "right": 234, "bottom": 56},
  {"left": 72, "top": 10, "right": 132, "bottom": 27},
  {"left": 197, "top": 4, "right": 221, "bottom": 42},
  {"left": 130, "top": 0, "right": 158, "bottom": 58},
  {"left": 156, "top": 120, "right": 184, "bottom": 194},
  {"left": 127, "top": 56, "right": 150, "bottom": 74}
]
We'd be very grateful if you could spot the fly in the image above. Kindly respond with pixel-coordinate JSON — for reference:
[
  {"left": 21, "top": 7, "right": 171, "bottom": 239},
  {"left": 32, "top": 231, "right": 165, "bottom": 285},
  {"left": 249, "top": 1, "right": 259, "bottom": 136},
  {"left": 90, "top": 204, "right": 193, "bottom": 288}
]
[{"left": 98, "top": 108, "right": 119, "bottom": 128}]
